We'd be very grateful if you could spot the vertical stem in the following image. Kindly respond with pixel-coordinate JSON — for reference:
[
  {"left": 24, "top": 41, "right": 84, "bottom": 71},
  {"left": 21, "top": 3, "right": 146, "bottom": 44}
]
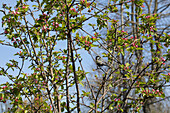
[
  {"left": 120, "top": 2, "right": 126, "bottom": 112},
  {"left": 101, "top": 84, "right": 106, "bottom": 111},
  {"left": 65, "top": 38, "right": 70, "bottom": 113},
  {"left": 131, "top": 1, "right": 135, "bottom": 36},
  {"left": 70, "top": 37, "right": 80, "bottom": 112},
  {"left": 65, "top": 1, "right": 70, "bottom": 113},
  {"left": 65, "top": 0, "right": 80, "bottom": 112}
]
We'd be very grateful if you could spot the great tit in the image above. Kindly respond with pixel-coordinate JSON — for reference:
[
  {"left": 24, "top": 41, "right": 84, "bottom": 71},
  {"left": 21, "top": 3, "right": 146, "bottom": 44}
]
[{"left": 95, "top": 56, "right": 107, "bottom": 67}]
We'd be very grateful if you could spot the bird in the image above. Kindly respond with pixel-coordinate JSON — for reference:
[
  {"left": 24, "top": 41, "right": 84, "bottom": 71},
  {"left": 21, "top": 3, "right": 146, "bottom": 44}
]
[{"left": 95, "top": 56, "right": 107, "bottom": 67}]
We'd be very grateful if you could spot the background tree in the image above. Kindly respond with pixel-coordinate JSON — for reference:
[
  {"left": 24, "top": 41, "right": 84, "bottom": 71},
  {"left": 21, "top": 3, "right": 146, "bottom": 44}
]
[
  {"left": 85, "top": 0, "right": 170, "bottom": 113},
  {"left": 0, "top": 0, "right": 169, "bottom": 113}
]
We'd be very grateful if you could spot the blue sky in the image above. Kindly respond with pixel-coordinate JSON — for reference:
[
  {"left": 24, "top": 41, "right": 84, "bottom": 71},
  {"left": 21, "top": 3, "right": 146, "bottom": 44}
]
[
  {"left": 0, "top": 0, "right": 96, "bottom": 84},
  {"left": 0, "top": 0, "right": 18, "bottom": 83}
]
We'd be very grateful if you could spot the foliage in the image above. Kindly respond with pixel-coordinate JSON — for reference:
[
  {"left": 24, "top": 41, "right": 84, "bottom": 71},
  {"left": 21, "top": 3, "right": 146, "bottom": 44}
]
[{"left": 0, "top": 0, "right": 169, "bottom": 113}]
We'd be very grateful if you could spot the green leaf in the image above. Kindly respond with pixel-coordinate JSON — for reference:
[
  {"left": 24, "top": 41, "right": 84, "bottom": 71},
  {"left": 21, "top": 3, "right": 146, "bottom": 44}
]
[
  {"left": 0, "top": 89, "right": 3, "bottom": 92},
  {"left": 79, "top": 81, "right": 84, "bottom": 87},
  {"left": 19, "top": 104, "right": 24, "bottom": 109},
  {"left": 125, "top": 3, "right": 129, "bottom": 9},
  {"left": 136, "top": 48, "right": 144, "bottom": 50},
  {"left": 0, "top": 40, "right": 5, "bottom": 43},
  {"left": 32, "top": 5, "right": 37, "bottom": 7}
]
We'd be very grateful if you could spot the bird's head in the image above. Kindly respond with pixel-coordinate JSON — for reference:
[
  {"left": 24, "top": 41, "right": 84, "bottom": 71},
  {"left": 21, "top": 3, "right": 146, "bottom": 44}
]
[{"left": 96, "top": 56, "right": 101, "bottom": 61}]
